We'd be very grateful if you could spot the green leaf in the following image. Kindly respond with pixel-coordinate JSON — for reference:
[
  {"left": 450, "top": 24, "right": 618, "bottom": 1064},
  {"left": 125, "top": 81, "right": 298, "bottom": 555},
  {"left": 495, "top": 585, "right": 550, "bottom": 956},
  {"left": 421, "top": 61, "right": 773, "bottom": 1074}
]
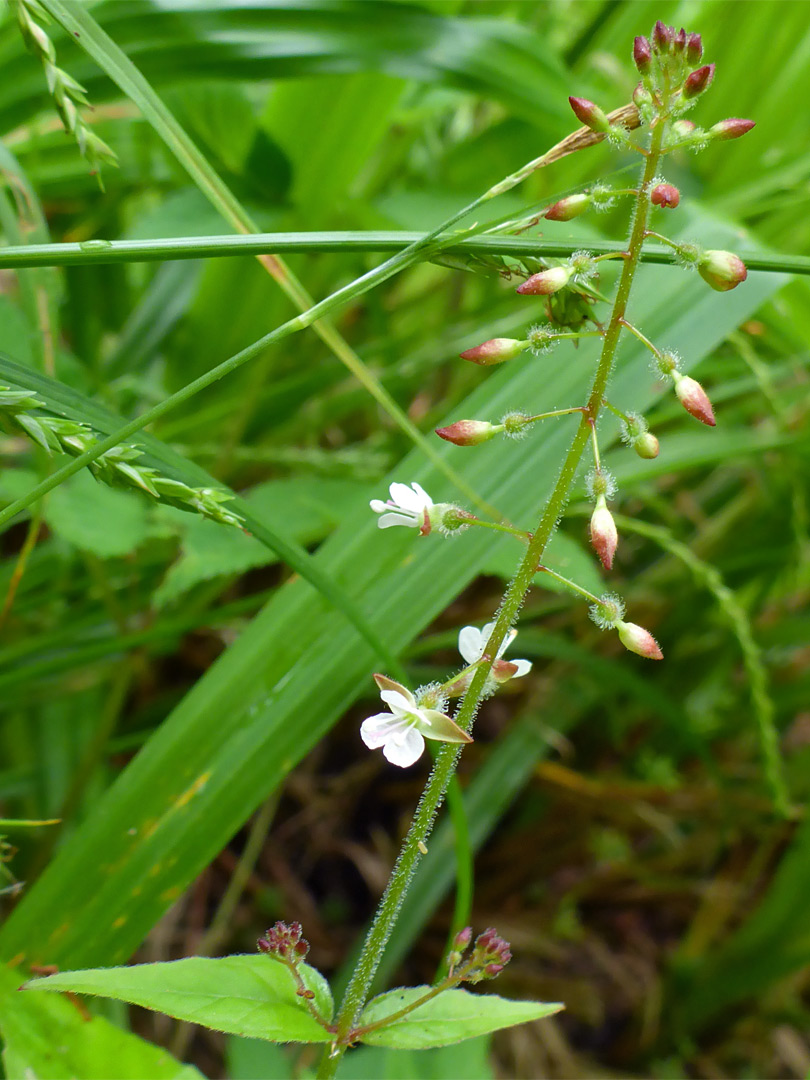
[
  {"left": 0, "top": 965, "right": 200, "bottom": 1080},
  {"left": 23, "top": 956, "right": 334, "bottom": 1044},
  {"left": 45, "top": 471, "right": 150, "bottom": 558},
  {"left": 336, "top": 1036, "right": 494, "bottom": 1079},
  {"left": 357, "top": 986, "right": 562, "bottom": 1048}
]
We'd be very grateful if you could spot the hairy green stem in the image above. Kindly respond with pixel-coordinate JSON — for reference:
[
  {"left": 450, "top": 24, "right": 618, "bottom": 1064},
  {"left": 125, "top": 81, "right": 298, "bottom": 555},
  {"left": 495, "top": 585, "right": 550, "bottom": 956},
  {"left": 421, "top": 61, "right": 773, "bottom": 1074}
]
[{"left": 318, "top": 114, "right": 667, "bottom": 1079}]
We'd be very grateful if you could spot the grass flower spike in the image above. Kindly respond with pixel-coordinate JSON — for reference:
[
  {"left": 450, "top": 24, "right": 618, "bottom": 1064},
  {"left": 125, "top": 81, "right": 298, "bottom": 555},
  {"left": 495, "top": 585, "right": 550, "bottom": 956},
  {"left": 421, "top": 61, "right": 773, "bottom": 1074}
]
[
  {"left": 361, "top": 675, "right": 472, "bottom": 767},
  {"left": 370, "top": 481, "right": 434, "bottom": 530}
]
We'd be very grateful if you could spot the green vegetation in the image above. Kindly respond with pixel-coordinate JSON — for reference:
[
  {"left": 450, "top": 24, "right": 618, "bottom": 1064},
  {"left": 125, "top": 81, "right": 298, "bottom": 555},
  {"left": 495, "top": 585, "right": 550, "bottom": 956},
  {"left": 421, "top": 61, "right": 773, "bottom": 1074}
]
[{"left": 1, "top": 2, "right": 809, "bottom": 1077}]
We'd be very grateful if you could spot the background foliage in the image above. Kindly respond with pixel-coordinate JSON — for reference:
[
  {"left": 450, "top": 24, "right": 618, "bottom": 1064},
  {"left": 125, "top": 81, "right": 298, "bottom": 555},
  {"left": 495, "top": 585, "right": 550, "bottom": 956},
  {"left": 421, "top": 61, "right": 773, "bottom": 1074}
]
[{"left": 1, "top": 1, "right": 809, "bottom": 1077}]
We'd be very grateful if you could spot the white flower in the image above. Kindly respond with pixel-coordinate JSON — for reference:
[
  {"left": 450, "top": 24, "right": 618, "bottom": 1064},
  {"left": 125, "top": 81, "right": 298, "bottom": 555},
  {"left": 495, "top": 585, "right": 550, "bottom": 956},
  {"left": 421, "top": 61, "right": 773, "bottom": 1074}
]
[
  {"left": 458, "top": 621, "right": 532, "bottom": 678},
  {"left": 361, "top": 675, "right": 471, "bottom": 768},
  {"left": 370, "top": 482, "right": 433, "bottom": 530}
]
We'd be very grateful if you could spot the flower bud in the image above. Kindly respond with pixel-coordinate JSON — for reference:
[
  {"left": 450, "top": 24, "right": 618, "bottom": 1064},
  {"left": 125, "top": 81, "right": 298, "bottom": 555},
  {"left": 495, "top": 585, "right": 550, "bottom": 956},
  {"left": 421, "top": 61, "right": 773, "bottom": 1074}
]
[
  {"left": 590, "top": 495, "right": 618, "bottom": 571},
  {"left": 652, "top": 20, "right": 674, "bottom": 54},
  {"left": 633, "top": 83, "right": 654, "bottom": 108},
  {"left": 516, "top": 265, "right": 573, "bottom": 296},
  {"left": 615, "top": 620, "right": 663, "bottom": 660},
  {"left": 683, "top": 63, "right": 715, "bottom": 99},
  {"left": 650, "top": 183, "right": 680, "bottom": 208},
  {"left": 435, "top": 419, "right": 500, "bottom": 446},
  {"left": 633, "top": 36, "right": 652, "bottom": 74},
  {"left": 459, "top": 338, "right": 526, "bottom": 365},
  {"left": 672, "top": 27, "right": 687, "bottom": 54},
  {"left": 634, "top": 431, "right": 660, "bottom": 459},
  {"left": 544, "top": 193, "right": 590, "bottom": 221},
  {"left": 491, "top": 659, "right": 519, "bottom": 684},
  {"left": 686, "top": 33, "right": 703, "bottom": 63},
  {"left": 671, "top": 119, "right": 696, "bottom": 139},
  {"left": 568, "top": 97, "right": 610, "bottom": 133},
  {"left": 709, "top": 118, "right": 755, "bottom": 142},
  {"left": 698, "top": 249, "right": 747, "bottom": 292},
  {"left": 673, "top": 373, "right": 716, "bottom": 427}
]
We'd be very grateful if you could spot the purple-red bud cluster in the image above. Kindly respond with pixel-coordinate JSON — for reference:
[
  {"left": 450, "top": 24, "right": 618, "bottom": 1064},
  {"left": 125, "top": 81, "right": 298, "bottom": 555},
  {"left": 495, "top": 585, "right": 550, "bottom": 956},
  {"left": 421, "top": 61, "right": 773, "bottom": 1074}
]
[{"left": 258, "top": 921, "right": 310, "bottom": 963}]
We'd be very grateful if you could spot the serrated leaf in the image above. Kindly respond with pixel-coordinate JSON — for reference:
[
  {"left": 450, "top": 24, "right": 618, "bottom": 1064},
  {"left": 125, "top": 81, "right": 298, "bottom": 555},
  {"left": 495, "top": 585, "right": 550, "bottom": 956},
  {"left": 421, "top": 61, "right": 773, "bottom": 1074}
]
[
  {"left": 357, "top": 986, "right": 562, "bottom": 1048},
  {"left": 24, "top": 955, "right": 334, "bottom": 1044},
  {"left": 44, "top": 470, "right": 150, "bottom": 558},
  {"left": 0, "top": 964, "right": 200, "bottom": 1080}
]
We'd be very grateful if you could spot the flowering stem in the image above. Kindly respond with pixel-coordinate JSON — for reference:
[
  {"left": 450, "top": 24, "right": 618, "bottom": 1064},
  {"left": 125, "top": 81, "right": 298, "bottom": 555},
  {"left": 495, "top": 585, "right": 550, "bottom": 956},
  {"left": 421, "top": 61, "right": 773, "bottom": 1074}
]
[
  {"left": 527, "top": 407, "right": 587, "bottom": 423},
  {"left": 536, "top": 565, "right": 601, "bottom": 606},
  {"left": 588, "top": 420, "right": 603, "bottom": 471},
  {"left": 602, "top": 397, "right": 631, "bottom": 423},
  {"left": 318, "top": 111, "right": 667, "bottom": 1080},
  {"left": 619, "top": 317, "right": 662, "bottom": 359},
  {"left": 462, "top": 518, "right": 530, "bottom": 542}
]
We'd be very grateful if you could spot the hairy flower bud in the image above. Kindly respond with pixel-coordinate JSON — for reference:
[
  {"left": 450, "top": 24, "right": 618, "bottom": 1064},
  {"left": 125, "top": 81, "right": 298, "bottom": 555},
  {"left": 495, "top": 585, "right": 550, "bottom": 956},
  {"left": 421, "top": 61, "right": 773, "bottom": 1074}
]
[
  {"left": 544, "top": 193, "right": 590, "bottom": 221},
  {"left": 683, "top": 63, "right": 715, "bottom": 99},
  {"left": 435, "top": 419, "right": 500, "bottom": 446},
  {"left": 633, "top": 35, "right": 652, "bottom": 74},
  {"left": 709, "top": 118, "right": 756, "bottom": 141},
  {"left": 634, "top": 431, "right": 660, "bottom": 459},
  {"left": 671, "top": 119, "right": 696, "bottom": 139},
  {"left": 652, "top": 20, "right": 674, "bottom": 54},
  {"left": 686, "top": 33, "right": 703, "bottom": 63},
  {"left": 615, "top": 620, "right": 663, "bottom": 660},
  {"left": 651, "top": 183, "right": 680, "bottom": 208},
  {"left": 568, "top": 96, "right": 610, "bottom": 133},
  {"left": 673, "top": 373, "right": 716, "bottom": 426},
  {"left": 633, "top": 82, "right": 654, "bottom": 108},
  {"left": 698, "top": 249, "right": 747, "bottom": 292},
  {"left": 672, "top": 27, "right": 687, "bottom": 54},
  {"left": 459, "top": 337, "right": 526, "bottom": 365},
  {"left": 590, "top": 495, "right": 618, "bottom": 571},
  {"left": 516, "top": 265, "right": 573, "bottom": 296}
]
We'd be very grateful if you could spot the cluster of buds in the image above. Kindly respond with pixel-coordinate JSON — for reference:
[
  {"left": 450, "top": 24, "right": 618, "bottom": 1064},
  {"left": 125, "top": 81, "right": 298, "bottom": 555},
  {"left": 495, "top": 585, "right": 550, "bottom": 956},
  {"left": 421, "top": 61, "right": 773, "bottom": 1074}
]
[
  {"left": 1, "top": 384, "right": 244, "bottom": 527},
  {"left": 10, "top": 0, "right": 117, "bottom": 179},
  {"left": 447, "top": 926, "right": 512, "bottom": 984},
  {"left": 654, "top": 352, "right": 716, "bottom": 427},
  {"left": 258, "top": 921, "right": 310, "bottom": 964},
  {"left": 589, "top": 594, "right": 663, "bottom": 660}
]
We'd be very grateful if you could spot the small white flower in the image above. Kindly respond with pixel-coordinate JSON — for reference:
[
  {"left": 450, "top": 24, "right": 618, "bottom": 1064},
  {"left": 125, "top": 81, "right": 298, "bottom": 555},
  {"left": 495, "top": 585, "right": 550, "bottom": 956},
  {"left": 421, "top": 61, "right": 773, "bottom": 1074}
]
[
  {"left": 370, "top": 482, "right": 433, "bottom": 530},
  {"left": 361, "top": 675, "right": 471, "bottom": 768},
  {"left": 458, "top": 621, "right": 532, "bottom": 678}
]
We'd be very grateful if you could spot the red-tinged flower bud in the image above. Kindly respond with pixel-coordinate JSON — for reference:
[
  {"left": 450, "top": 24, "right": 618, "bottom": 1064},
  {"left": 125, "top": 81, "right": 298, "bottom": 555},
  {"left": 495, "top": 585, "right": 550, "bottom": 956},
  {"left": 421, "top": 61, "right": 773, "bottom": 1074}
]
[
  {"left": 568, "top": 96, "right": 610, "bottom": 133},
  {"left": 673, "top": 27, "right": 687, "bottom": 54},
  {"left": 491, "top": 659, "right": 519, "bottom": 684},
  {"left": 686, "top": 33, "right": 703, "bottom": 63},
  {"left": 710, "top": 118, "right": 756, "bottom": 141},
  {"left": 453, "top": 927, "right": 473, "bottom": 950},
  {"left": 615, "top": 620, "right": 663, "bottom": 660},
  {"left": 459, "top": 337, "right": 525, "bottom": 365},
  {"left": 683, "top": 63, "right": 715, "bottom": 99},
  {"left": 652, "top": 20, "right": 674, "bottom": 54},
  {"left": 516, "top": 265, "right": 572, "bottom": 296},
  {"left": 633, "top": 35, "right": 652, "bottom": 74},
  {"left": 651, "top": 183, "right": 680, "bottom": 208},
  {"left": 673, "top": 373, "right": 716, "bottom": 426},
  {"left": 698, "top": 249, "right": 747, "bottom": 292},
  {"left": 590, "top": 495, "right": 618, "bottom": 571},
  {"left": 544, "top": 193, "right": 590, "bottom": 221},
  {"left": 634, "top": 431, "right": 660, "bottom": 459},
  {"left": 435, "top": 419, "right": 500, "bottom": 446}
]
